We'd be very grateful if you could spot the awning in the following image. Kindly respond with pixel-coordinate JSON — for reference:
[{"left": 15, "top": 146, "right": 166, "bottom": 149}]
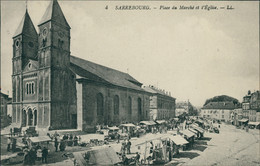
[
  {"left": 191, "top": 125, "right": 204, "bottom": 133},
  {"left": 140, "top": 121, "right": 156, "bottom": 126},
  {"left": 248, "top": 122, "right": 260, "bottom": 126},
  {"left": 30, "top": 136, "right": 51, "bottom": 143},
  {"left": 108, "top": 126, "right": 119, "bottom": 130},
  {"left": 167, "top": 135, "right": 189, "bottom": 145},
  {"left": 196, "top": 120, "right": 204, "bottom": 124},
  {"left": 180, "top": 130, "right": 195, "bottom": 138},
  {"left": 238, "top": 119, "right": 249, "bottom": 123},
  {"left": 73, "top": 147, "right": 121, "bottom": 166},
  {"left": 188, "top": 128, "right": 198, "bottom": 134},
  {"left": 120, "top": 123, "right": 136, "bottom": 127},
  {"left": 156, "top": 120, "right": 166, "bottom": 124}
]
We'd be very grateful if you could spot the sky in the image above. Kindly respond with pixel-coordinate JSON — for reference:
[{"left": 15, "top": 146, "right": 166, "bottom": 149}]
[{"left": 1, "top": 0, "right": 259, "bottom": 107}]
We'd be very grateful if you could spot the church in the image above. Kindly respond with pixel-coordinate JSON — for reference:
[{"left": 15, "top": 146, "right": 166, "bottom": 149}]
[{"left": 11, "top": 0, "right": 152, "bottom": 132}]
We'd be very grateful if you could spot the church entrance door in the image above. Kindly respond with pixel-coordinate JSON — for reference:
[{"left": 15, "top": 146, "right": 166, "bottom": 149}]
[{"left": 28, "top": 108, "right": 33, "bottom": 126}]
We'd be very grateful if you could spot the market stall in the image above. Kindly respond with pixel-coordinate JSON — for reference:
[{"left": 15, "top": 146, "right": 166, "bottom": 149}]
[
  {"left": 28, "top": 136, "right": 52, "bottom": 150},
  {"left": 73, "top": 147, "right": 121, "bottom": 166},
  {"left": 190, "top": 124, "right": 204, "bottom": 138},
  {"left": 179, "top": 130, "right": 195, "bottom": 149},
  {"left": 248, "top": 122, "right": 260, "bottom": 129},
  {"left": 120, "top": 123, "right": 136, "bottom": 137}
]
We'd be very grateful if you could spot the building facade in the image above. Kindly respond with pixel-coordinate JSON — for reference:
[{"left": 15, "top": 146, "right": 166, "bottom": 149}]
[
  {"left": 11, "top": 0, "right": 151, "bottom": 132},
  {"left": 143, "top": 86, "right": 176, "bottom": 120},
  {"left": 1, "top": 92, "right": 12, "bottom": 128},
  {"left": 175, "top": 101, "right": 194, "bottom": 117},
  {"left": 201, "top": 102, "right": 237, "bottom": 122},
  {"left": 241, "top": 90, "right": 260, "bottom": 122}
]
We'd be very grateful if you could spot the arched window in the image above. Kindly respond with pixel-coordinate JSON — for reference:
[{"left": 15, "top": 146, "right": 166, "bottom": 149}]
[
  {"left": 138, "top": 98, "right": 142, "bottom": 116},
  {"left": 114, "top": 95, "right": 119, "bottom": 115},
  {"left": 32, "top": 82, "right": 34, "bottom": 94},
  {"left": 29, "top": 83, "right": 32, "bottom": 94},
  {"left": 26, "top": 83, "right": 29, "bottom": 94},
  {"left": 128, "top": 97, "right": 132, "bottom": 115},
  {"left": 34, "top": 110, "right": 37, "bottom": 126},
  {"left": 97, "top": 93, "right": 104, "bottom": 116}
]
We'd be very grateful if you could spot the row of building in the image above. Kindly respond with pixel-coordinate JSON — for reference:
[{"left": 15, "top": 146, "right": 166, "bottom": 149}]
[
  {"left": 200, "top": 91, "right": 260, "bottom": 127},
  {"left": 8, "top": 0, "right": 176, "bottom": 132}
]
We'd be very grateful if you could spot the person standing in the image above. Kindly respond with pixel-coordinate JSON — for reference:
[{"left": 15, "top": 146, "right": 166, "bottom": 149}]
[
  {"left": 121, "top": 140, "right": 126, "bottom": 155},
  {"left": 42, "top": 147, "right": 48, "bottom": 163},
  {"left": 37, "top": 147, "right": 42, "bottom": 161},
  {"left": 10, "top": 128, "right": 13, "bottom": 137},
  {"left": 7, "top": 137, "right": 11, "bottom": 152},
  {"left": 117, "top": 133, "right": 120, "bottom": 143},
  {"left": 54, "top": 137, "right": 59, "bottom": 152},
  {"left": 126, "top": 140, "right": 131, "bottom": 154},
  {"left": 135, "top": 152, "right": 140, "bottom": 165}
]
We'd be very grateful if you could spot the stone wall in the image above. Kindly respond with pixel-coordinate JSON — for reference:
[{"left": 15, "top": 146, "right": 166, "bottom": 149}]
[{"left": 80, "top": 82, "right": 150, "bottom": 132}]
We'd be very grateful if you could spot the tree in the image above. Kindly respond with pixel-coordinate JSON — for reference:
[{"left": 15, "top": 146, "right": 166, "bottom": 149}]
[{"left": 203, "top": 95, "right": 240, "bottom": 106}]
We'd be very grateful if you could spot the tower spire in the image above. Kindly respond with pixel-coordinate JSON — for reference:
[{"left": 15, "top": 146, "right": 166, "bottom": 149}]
[{"left": 25, "top": 0, "right": 28, "bottom": 11}]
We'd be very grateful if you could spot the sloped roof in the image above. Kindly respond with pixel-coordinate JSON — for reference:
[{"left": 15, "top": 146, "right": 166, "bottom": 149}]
[
  {"left": 202, "top": 102, "right": 237, "bottom": 110},
  {"left": 13, "top": 10, "right": 37, "bottom": 38},
  {"left": 143, "top": 86, "right": 175, "bottom": 99},
  {"left": 38, "top": 0, "right": 70, "bottom": 28},
  {"left": 70, "top": 56, "right": 145, "bottom": 91}
]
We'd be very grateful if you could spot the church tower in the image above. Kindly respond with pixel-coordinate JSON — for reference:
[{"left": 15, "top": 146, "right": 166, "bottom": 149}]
[
  {"left": 37, "top": 0, "right": 72, "bottom": 129},
  {"left": 12, "top": 9, "right": 38, "bottom": 124}
]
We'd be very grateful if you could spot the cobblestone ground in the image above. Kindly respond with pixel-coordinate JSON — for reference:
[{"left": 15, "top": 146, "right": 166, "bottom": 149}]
[
  {"left": 1, "top": 124, "right": 259, "bottom": 166},
  {"left": 167, "top": 124, "right": 260, "bottom": 166}
]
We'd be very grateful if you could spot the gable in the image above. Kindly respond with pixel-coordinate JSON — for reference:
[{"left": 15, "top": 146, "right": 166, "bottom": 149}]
[{"left": 23, "top": 59, "right": 38, "bottom": 72}]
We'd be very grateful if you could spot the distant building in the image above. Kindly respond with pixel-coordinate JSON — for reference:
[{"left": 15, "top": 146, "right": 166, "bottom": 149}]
[
  {"left": 1, "top": 92, "right": 12, "bottom": 127},
  {"left": 143, "top": 85, "right": 176, "bottom": 120},
  {"left": 175, "top": 101, "right": 192, "bottom": 117},
  {"left": 242, "top": 90, "right": 260, "bottom": 122},
  {"left": 201, "top": 102, "right": 237, "bottom": 122}
]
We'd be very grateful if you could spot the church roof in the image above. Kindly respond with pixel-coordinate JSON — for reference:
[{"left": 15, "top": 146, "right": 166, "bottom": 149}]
[
  {"left": 38, "top": 0, "right": 70, "bottom": 28},
  {"left": 143, "top": 86, "right": 175, "bottom": 99},
  {"left": 13, "top": 10, "right": 37, "bottom": 38},
  {"left": 70, "top": 56, "right": 145, "bottom": 92}
]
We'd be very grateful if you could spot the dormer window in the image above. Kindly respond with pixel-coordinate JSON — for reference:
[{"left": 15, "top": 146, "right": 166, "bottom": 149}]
[{"left": 15, "top": 40, "right": 20, "bottom": 48}]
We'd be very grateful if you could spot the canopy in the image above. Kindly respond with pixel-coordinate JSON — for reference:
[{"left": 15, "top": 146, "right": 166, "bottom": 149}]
[
  {"left": 108, "top": 126, "right": 119, "bottom": 130},
  {"left": 156, "top": 120, "right": 166, "bottom": 124},
  {"left": 167, "top": 135, "right": 188, "bottom": 145},
  {"left": 73, "top": 147, "right": 121, "bottom": 166},
  {"left": 239, "top": 119, "right": 249, "bottom": 123},
  {"left": 188, "top": 128, "right": 198, "bottom": 134},
  {"left": 248, "top": 122, "right": 260, "bottom": 126},
  {"left": 140, "top": 121, "right": 156, "bottom": 126},
  {"left": 120, "top": 123, "right": 136, "bottom": 127},
  {"left": 30, "top": 136, "right": 51, "bottom": 143},
  {"left": 196, "top": 119, "right": 204, "bottom": 124},
  {"left": 180, "top": 130, "right": 195, "bottom": 138},
  {"left": 191, "top": 125, "right": 204, "bottom": 133}
]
